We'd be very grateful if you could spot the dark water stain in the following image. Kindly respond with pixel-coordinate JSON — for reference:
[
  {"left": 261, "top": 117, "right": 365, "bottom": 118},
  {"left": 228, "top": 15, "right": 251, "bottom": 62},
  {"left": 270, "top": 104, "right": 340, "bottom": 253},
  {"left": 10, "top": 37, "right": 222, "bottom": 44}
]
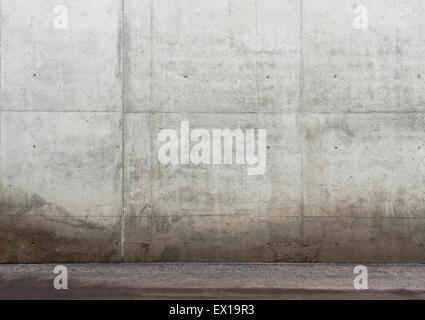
[{"left": 0, "top": 185, "right": 121, "bottom": 263}]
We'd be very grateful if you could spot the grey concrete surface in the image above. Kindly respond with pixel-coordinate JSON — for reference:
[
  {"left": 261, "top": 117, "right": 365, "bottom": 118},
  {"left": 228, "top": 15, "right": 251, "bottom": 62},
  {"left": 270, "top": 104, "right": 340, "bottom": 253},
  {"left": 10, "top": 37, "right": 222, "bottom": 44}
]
[
  {"left": 0, "top": 263, "right": 425, "bottom": 299},
  {"left": 1, "top": 0, "right": 122, "bottom": 111},
  {"left": 1, "top": 0, "right": 425, "bottom": 263},
  {"left": 303, "top": 0, "right": 425, "bottom": 113}
]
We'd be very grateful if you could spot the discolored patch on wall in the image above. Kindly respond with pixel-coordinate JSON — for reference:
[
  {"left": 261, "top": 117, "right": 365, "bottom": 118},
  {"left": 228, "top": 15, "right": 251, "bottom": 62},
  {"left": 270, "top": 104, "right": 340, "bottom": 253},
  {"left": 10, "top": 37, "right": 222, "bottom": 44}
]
[
  {"left": 149, "top": 216, "right": 303, "bottom": 262},
  {"left": 0, "top": 186, "right": 121, "bottom": 263},
  {"left": 302, "top": 217, "right": 425, "bottom": 263}
]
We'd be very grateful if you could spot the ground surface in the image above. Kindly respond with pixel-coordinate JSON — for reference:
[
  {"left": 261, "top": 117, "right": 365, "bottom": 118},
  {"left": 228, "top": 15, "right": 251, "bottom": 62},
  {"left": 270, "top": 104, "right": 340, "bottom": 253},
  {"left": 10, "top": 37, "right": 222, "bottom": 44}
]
[{"left": 0, "top": 263, "right": 424, "bottom": 299}]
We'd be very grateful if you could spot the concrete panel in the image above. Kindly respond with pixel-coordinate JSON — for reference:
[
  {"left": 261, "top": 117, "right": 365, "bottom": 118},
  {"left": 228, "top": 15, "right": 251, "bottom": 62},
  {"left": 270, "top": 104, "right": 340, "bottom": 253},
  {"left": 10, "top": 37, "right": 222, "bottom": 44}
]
[
  {"left": 0, "top": 0, "right": 121, "bottom": 111},
  {"left": 150, "top": 216, "right": 301, "bottom": 262},
  {"left": 0, "top": 112, "right": 122, "bottom": 218},
  {"left": 150, "top": 113, "right": 302, "bottom": 217},
  {"left": 303, "top": 0, "right": 425, "bottom": 112},
  {"left": 124, "top": 0, "right": 300, "bottom": 112},
  {"left": 0, "top": 216, "right": 121, "bottom": 263},
  {"left": 153, "top": 0, "right": 256, "bottom": 113},
  {"left": 303, "top": 217, "right": 425, "bottom": 263},
  {"left": 304, "top": 113, "right": 425, "bottom": 218},
  {"left": 0, "top": 111, "right": 122, "bottom": 262}
]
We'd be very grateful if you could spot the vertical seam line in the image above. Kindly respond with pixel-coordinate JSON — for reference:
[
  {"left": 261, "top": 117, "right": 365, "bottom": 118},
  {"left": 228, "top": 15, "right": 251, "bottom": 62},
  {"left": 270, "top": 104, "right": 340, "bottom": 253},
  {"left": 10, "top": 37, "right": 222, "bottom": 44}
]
[
  {"left": 149, "top": 0, "right": 154, "bottom": 262},
  {"left": 299, "top": 0, "right": 305, "bottom": 242},
  {"left": 120, "top": 0, "right": 126, "bottom": 262}
]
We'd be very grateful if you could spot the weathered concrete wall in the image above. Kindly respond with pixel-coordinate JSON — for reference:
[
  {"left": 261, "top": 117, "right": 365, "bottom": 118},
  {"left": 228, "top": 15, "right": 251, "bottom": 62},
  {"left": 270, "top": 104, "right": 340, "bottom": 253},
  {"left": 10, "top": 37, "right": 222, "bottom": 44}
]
[{"left": 1, "top": 0, "right": 425, "bottom": 263}]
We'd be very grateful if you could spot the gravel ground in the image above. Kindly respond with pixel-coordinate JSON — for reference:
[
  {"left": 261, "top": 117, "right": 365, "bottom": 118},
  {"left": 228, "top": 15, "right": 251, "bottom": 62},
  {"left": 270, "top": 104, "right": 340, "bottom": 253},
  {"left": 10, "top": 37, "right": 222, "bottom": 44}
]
[{"left": 0, "top": 263, "right": 424, "bottom": 299}]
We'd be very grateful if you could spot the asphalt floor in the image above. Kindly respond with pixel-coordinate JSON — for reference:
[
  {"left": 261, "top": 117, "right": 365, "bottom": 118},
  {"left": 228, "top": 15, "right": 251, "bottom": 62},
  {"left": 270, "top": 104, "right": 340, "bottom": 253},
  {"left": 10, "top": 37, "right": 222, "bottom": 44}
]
[{"left": 0, "top": 263, "right": 424, "bottom": 299}]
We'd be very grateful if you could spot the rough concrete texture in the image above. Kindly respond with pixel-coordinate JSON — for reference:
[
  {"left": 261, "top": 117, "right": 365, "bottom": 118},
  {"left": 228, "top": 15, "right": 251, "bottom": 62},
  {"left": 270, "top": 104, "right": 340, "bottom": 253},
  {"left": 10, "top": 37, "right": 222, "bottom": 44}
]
[
  {"left": 1, "top": 263, "right": 425, "bottom": 299},
  {"left": 1, "top": 0, "right": 425, "bottom": 263}
]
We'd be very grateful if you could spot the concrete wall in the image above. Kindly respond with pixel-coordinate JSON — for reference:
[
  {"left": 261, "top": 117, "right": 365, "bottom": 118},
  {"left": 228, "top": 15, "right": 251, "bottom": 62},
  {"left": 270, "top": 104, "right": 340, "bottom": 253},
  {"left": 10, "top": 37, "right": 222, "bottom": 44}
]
[{"left": 1, "top": 0, "right": 425, "bottom": 263}]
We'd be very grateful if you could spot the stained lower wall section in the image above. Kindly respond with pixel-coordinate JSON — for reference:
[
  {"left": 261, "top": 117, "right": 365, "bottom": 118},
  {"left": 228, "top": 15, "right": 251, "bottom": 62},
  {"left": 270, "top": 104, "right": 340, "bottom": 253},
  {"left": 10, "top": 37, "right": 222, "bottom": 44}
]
[{"left": 2, "top": 0, "right": 425, "bottom": 262}]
